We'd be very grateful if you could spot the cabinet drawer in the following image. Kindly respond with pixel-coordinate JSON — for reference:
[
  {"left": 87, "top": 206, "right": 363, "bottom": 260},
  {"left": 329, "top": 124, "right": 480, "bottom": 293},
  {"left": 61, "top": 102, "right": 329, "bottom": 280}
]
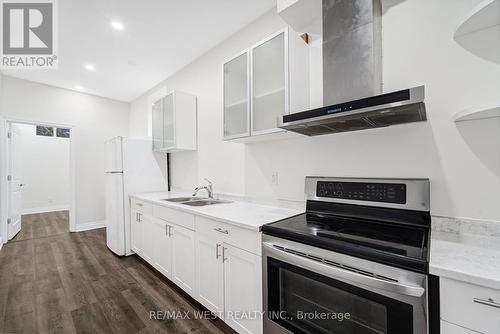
[
  {"left": 196, "top": 216, "right": 261, "bottom": 256},
  {"left": 131, "top": 198, "right": 152, "bottom": 215},
  {"left": 153, "top": 205, "right": 195, "bottom": 231},
  {"left": 441, "top": 277, "right": 500, "bottom": 333}
]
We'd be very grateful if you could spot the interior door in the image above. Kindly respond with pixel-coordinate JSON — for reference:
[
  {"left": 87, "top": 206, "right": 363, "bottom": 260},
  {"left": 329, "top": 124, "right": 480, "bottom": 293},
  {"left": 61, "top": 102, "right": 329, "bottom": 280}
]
[{"left": 8, "top": 123, "right": 23, "bottom": 240}]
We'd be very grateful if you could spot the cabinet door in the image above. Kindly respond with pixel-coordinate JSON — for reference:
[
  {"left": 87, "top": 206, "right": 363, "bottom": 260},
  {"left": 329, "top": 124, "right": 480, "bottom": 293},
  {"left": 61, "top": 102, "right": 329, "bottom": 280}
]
[
  {"left": 195, "top": 233, "right": 224, "bottom": 315},
  {"left": 162, "top": 93, "right": 175, "bottom": 149},
  {"left": 251, "top": 30, "right": 286, "bottom": 135},
  {"left": 152, "top": 99, "right": 163, "bottom": 151},
  {"left": 223, "top": 51, "right": 250, "bottom": 139},
  {"left": 171, "top": 224, "right": 196, "bottom": 296},
  {"left": 223, "top": 244, "right": 263, "bottom": 334},
  {"left": 141, "top": 215, "right": 155, "bottom": 264},
  {"left": 441, "top": 321, "right": 477, "bottom": 334},
  {"left": 130, "top": 210, "right": 142, "bottom": 255},
  {"left": 152, "top": 219, "right": 173, "bottom": 279}
]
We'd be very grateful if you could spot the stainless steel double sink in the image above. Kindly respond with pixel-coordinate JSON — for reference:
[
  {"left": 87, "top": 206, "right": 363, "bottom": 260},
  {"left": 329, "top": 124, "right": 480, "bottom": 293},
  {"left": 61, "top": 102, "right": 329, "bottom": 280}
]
[{"left": 162, "top": 197, "right": 232, "bottom": 207}]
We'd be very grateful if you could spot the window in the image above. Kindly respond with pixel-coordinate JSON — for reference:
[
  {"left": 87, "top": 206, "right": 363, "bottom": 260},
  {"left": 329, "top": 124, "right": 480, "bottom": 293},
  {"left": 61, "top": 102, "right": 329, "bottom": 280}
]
[
  {"left": 56, "top": 128, "right": 70, "bottom": 138},
  {"left": 36, "top": 126, "right": 54, "bottom": 136}
]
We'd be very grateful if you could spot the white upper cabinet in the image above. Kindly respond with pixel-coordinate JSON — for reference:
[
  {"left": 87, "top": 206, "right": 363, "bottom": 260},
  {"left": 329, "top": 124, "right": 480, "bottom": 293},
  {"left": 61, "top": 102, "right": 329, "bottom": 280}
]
[
  {"left": 252, "top": 31, "right": 287, "bottom": 135},
  {"left": 151, "top": 99, "right": 163, "bottom": 151},
  {"left": 223, "top": 27, "right": 309, "bottom": 142},
  {"left": 152, "top": 90, "right": 197, "bottom": 152},
  {"left": 223, "top": 51, "right": 250, "bottom": 139}
]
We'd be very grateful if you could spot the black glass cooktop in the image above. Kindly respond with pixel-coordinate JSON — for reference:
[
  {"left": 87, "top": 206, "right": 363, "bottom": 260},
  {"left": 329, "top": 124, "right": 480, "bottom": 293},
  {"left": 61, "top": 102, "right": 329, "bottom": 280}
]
[{"left": 262, "top": 201, "right": 431, "bottom": 273}]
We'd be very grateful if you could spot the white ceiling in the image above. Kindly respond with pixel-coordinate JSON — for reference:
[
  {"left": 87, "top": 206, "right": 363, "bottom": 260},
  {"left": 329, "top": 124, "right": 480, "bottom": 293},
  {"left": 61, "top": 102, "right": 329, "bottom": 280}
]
[{"left": 1, "top": 0, "right": 275, "bottom": 102}]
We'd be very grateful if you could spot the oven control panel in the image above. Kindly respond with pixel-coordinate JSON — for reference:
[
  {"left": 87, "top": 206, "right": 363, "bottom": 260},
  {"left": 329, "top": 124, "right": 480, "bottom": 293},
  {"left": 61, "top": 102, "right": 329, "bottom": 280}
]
[{"left": 316, "top": 181, "right": 407, "bottom": 204}]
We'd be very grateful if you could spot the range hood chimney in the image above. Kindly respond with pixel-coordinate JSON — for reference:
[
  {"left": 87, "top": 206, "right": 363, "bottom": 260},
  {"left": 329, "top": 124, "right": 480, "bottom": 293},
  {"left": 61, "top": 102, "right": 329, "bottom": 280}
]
[{"left": 279, "top": 0, "right": 426, "bottom": 136}]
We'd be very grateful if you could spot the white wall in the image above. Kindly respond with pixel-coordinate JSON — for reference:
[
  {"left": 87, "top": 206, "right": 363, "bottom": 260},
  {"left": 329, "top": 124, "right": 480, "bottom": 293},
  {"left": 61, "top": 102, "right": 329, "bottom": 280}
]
[
  {"left": 0, "top": 72, "right": 4, "bottom": 246},
  {"left": 14, "top": 123, "right": 70, "bottom": 214},
  {"left": 0, "top": 76, "right": 130, "bottom": 228},
  {"left": 129, "top": 0, "right": 500, "bottom": 222}
]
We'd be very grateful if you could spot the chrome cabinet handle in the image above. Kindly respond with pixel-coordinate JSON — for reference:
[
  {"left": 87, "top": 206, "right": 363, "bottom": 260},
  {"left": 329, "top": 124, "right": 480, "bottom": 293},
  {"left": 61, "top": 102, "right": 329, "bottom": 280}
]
[
  {"left": 222, "top": 247, "right": 228, "bottom": 262},
  {"left": 137, "top": 213, "right": 142, "bottom": 222},
  {"left": 136, "top": 203, "right": 143, "bottom": 207},
  {"left": 168, "top": 225, "right": 173, "bottom": 237},
  {"left": 214, "top": 227, "right": 229, "bottom": 234},
  {"left": 473, "top": 297, "right": 500, "bottom": 309},
  {"left": 216, "top": 243, "right": 221, "bottom": 259},
  {"left": 165, "top": 224, "right": 168, "bottom": 236}
]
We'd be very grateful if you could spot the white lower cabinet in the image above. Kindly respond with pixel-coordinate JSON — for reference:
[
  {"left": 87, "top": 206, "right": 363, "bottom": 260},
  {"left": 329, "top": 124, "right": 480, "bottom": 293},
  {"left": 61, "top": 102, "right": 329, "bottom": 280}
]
[
  {"left": 441, "top": 320, "right": 477, "bottom": 334},
  {"left": 171, "top": 223, "right": 196, "bottom": 296},
  {"left": 195, "top": 232, "right": 225, "bottom": 315},
  {"left": 130, "top": 199, "right": 263, "bottom": 334},
  {"left": 141, "top": 214, "right": 155, "bottom": 264},
  {"left": 223, "top": 244, "right": 262, "bottom": 334},
  {"left": 440, "top": 277, "right": 500, "bottom": 334},
  {"left": 152, "top": 218, "right": 173, "bottom": 278},
  {"left": 195, "top": 216, "right": 263, "bottom": 334},
  {"left": 130, "top": 210, "right": 142, "bottom": 254}
]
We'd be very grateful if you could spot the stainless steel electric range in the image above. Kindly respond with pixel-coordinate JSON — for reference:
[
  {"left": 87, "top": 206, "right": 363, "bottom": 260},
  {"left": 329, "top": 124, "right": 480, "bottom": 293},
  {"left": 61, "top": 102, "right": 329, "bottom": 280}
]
[{"left": 262, "top": 177, "right": 439, "bottom": 334}]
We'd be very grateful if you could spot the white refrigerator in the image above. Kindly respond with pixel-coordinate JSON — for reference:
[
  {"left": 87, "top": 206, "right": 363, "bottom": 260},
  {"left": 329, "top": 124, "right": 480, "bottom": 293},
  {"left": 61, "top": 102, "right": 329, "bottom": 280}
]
[{"left": 105, "top": 136, "right": 168, "bottom": 256}]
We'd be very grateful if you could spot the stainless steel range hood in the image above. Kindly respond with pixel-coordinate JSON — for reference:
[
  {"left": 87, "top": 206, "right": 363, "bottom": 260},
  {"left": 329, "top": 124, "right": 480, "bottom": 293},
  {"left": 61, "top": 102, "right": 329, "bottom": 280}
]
[
  {"left": 278, "top": 86, "right": 426, "bottom": 136},
  {"left": 277, "top": 0, "right": 426, "bottom": 136}
]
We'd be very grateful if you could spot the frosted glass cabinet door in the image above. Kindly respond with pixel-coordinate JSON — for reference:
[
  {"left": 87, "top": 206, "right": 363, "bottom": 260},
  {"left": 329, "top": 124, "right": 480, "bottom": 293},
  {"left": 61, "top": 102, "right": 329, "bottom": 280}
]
[
  {"left": 163, "top": 93, "right": 175, "bottom": 149},
  {"left": 223, "top": 52, "right": 249, "bottom": 138},
  {"left": 152, "top": 99, "right": 163, "bottom": 151},
  {"left": 252, "top": 31, "right": 286, "bottom": 133}
]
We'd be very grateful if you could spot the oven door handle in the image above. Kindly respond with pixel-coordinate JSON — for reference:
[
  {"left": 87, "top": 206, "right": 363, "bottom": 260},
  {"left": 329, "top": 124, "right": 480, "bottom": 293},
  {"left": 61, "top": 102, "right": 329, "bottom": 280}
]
[{"left": 263, "top": 242, "right": 425, "bottom": 298}]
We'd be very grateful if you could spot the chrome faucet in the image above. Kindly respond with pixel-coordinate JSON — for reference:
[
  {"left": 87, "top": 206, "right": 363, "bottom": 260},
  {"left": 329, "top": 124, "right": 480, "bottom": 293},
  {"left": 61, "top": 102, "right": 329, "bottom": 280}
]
[{"left": 193, "top": 178, "right": 214, "bottom": 198}]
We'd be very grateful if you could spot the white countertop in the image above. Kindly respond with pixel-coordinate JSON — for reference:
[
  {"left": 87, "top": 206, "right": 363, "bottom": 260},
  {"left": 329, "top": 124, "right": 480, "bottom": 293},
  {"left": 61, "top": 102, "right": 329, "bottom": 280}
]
[
  {"left": 430, "top": 230, "right": 500, "bottom": 289},
  {"left": 130, "top": 191, "right": 304, "bottom": 231}
]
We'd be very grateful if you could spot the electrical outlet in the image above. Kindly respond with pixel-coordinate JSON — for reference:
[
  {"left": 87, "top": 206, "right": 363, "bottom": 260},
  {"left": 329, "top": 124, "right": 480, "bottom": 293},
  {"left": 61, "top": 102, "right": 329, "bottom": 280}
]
[{"left": 271, "top": 172, "right": 279, "bottom": 185}]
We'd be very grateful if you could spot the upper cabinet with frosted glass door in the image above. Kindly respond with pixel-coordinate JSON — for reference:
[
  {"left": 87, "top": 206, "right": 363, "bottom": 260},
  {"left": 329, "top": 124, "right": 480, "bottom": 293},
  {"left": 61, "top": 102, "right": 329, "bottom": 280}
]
[
  {"left": 223, "top": 50, "right": 250, "bottom": 139},
  {"left": 151, "top": 90, "right": 197, "bottom": 152},
  {"left": 223, "top": 27, "right": 309, "bottom": 142}
]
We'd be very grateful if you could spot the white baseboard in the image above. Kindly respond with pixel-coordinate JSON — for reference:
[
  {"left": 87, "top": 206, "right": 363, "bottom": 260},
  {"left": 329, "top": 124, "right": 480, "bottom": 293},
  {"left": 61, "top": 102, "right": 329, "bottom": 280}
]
[
  {"left": 22, "top": 205, "right": 69, "bottom": 215},
  {"left": 74, "top": 220, "right": 106, "bottom": 232}
]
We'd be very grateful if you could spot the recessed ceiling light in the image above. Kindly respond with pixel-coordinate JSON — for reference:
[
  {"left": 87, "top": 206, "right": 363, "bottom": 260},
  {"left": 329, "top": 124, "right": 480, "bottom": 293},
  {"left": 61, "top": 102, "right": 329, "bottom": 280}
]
[
  {"left": 75, "top": 85, "right": 84, "bottom": 91},
  {"left": 111, "top": 21, "right": 124, "bottom": 31},
  {"left": 84, "top": 64, "right": 95, "bottom": 71}
]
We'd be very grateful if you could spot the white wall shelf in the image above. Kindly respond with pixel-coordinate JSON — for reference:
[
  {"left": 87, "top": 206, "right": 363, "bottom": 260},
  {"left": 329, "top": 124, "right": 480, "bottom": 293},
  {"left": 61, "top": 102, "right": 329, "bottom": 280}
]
[
  {"left": 454, "top": 0, "right": 500, "bottom": 64},
  {"left": 454, "top": 104, "right": 500, "bottom": 122}
]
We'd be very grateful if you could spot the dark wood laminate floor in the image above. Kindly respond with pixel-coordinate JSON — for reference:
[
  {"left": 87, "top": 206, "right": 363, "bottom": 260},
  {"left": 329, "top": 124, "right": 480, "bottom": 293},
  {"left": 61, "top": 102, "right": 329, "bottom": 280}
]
[
  {"left": 12, "top": 211, "right": 69, "bottom": 242},
  {"left": 0, "top": 211, "right": 230, "bottom": 334}
]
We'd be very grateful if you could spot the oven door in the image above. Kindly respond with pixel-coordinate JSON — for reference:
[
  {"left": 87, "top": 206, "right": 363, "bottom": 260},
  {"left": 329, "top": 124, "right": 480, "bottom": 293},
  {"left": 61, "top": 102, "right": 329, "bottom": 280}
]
[{"left": 262, "top": 235, "right": 428, "bottom": 334}]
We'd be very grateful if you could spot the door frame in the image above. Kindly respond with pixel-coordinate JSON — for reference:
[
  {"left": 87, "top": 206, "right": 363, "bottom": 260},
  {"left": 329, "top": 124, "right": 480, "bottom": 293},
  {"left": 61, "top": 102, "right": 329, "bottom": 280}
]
[{"left": 0, "top": 117, "right": 77, "bottom": 244}]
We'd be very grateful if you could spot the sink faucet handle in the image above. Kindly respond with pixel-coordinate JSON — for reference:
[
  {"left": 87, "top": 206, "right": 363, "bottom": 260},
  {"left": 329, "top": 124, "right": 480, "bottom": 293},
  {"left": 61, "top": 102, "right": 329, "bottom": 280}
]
[{"left": 204, "top": 178, "right": 213, "bottom": 186}]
